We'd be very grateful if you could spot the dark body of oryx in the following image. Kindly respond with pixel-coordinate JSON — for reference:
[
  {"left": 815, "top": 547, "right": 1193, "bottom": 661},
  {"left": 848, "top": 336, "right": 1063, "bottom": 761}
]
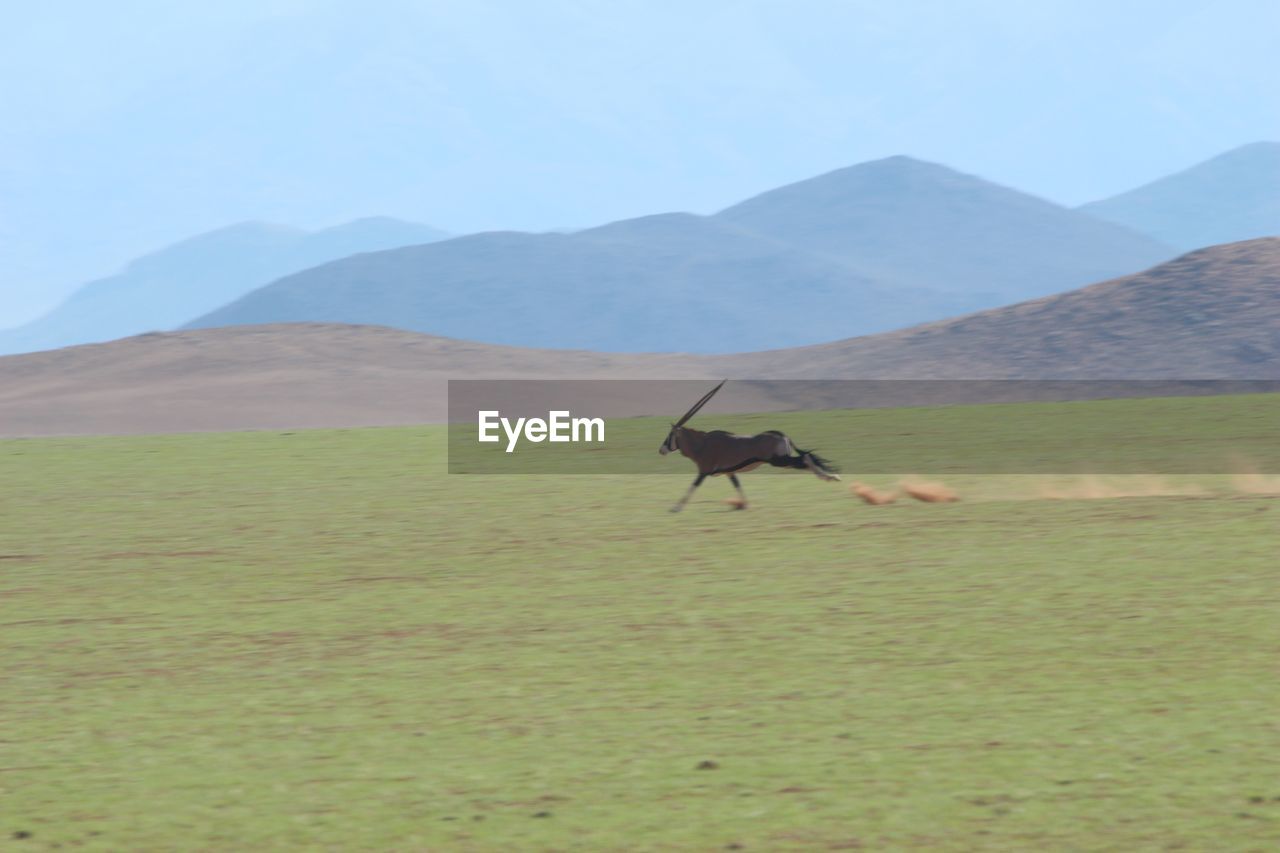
[{"left": 659, "top": 380, "right": 840, "bottom": 512}]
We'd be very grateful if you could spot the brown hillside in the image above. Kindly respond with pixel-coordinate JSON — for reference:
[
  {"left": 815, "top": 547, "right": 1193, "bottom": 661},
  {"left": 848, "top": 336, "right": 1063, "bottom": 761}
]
[
  {"left": 0, "top": 325, "right": 726, "bottom": 436},
  {"left": 731, "top": 237, "right": 1280, "bottom": 378}
]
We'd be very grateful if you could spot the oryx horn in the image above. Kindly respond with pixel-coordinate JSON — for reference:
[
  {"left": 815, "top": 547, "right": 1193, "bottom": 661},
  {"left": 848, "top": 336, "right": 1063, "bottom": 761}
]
[{"left": 673, "top": 380, "right": 727, "bottom": 428}]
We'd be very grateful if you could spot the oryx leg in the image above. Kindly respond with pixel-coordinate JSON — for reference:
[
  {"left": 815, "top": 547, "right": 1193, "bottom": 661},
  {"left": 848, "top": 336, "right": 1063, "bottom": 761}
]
[
  {"left": 728, "top": 474, "right": 748, "bottom": 509},
  {"left": 802, "top": 454, "right": 841, "bottom": 482},
  {"left": 670, "top": 473, "right": 707, "bottom": 513}
]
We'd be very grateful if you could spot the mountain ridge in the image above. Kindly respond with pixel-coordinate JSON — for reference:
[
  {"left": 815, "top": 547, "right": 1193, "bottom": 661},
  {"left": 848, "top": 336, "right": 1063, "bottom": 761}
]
[
  {"left": 4, "top": 238, "right": 1276, "bottom": 436},
  {"left": 0, "top": 218, "right": 449, "bottom": 355},
  {"left": 715, "top": 155, "right": 1176, "bottom": 297},
  {"left": 182, "top": 156, "right": 1178, "bottom": 352},
  {"left": 1079, "top": 142, "right": 1280, "bottom": 250}
]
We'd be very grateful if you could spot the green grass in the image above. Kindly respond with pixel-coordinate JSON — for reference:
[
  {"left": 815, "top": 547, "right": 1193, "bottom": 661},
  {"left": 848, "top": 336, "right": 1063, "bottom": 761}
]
[{"left": 3, "top": 399, "right": 1279, "bottom": 850}]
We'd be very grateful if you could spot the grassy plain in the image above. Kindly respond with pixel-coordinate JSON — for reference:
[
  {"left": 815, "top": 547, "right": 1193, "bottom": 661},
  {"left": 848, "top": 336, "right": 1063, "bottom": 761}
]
[{"left": 3, "top": 397, "right": 1279, "bottom": 850}]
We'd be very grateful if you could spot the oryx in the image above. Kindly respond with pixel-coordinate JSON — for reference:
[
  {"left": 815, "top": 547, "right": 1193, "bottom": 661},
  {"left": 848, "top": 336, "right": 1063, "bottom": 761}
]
[{"left": 659, "top": 380, "right": 840, "bottom": 512}]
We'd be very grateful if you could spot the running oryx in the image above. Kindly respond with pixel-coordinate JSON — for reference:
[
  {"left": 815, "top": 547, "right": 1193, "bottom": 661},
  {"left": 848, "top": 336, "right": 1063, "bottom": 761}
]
[{"left": 659, "top": 380, "right": 840, "bottom": 512}]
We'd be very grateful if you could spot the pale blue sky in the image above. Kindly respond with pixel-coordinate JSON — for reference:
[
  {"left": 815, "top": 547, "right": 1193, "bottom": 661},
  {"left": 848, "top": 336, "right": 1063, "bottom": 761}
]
[{"left": 2, "top": 0, "right": 1277, "bottom": 325}]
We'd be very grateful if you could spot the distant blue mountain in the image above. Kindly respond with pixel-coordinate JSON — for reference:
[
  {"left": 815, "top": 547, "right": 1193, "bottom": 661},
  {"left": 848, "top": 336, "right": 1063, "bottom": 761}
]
[
  {"left": 715, "top": 155, "right": 1176, "bottom": 302},
  {"left": 1079, "top": 142, "right": 1280, "bottom": 250},
  {"left": 183, "top": 157, "right": 1177, "bottom": 353},
  {"left": 186, "top": 213, "right": 963, "bottom": 353},
  {"left": 0, "top": 217, "right": 448, "bottom": 355}
]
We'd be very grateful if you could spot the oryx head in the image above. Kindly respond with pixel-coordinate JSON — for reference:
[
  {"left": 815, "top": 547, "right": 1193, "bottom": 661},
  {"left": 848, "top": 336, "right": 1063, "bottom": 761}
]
[{"left": 659, "top": 380, "right": 726, "bottom": 455}]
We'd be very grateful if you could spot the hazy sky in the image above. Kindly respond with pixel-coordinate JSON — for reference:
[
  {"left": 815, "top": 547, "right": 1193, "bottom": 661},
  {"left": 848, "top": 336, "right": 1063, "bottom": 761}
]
[{"left": 2, "top": 0, "right": 1277, "bottom": 326}]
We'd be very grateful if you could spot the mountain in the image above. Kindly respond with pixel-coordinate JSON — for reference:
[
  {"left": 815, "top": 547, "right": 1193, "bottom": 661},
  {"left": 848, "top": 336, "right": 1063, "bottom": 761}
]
[
  {"left": 182, "top": 158, "right": 1177, "bottom": 353},
  {"left": 4, "top": 239, "right": 1276, "bottom": 436},
  {"left": 715, "top": 155, "right": 1177, "bottom": 303},
  {"left": 184, "top": 213, "right": 980, "bottom": 352},
  {"left": 728, "top": 237, "right": 1280, "bottom": 379},
  {"left": 1079, "top": 142, "right": 1280, "bottom": 250},
  {"left": 0, "top": 217, "right": 448, "bottom": 355}
]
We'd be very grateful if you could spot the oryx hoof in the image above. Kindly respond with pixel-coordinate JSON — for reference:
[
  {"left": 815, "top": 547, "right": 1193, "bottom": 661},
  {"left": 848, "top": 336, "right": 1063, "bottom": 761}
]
[{"left": 669, "top": 504, "right": 685, "bottom": 513}]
